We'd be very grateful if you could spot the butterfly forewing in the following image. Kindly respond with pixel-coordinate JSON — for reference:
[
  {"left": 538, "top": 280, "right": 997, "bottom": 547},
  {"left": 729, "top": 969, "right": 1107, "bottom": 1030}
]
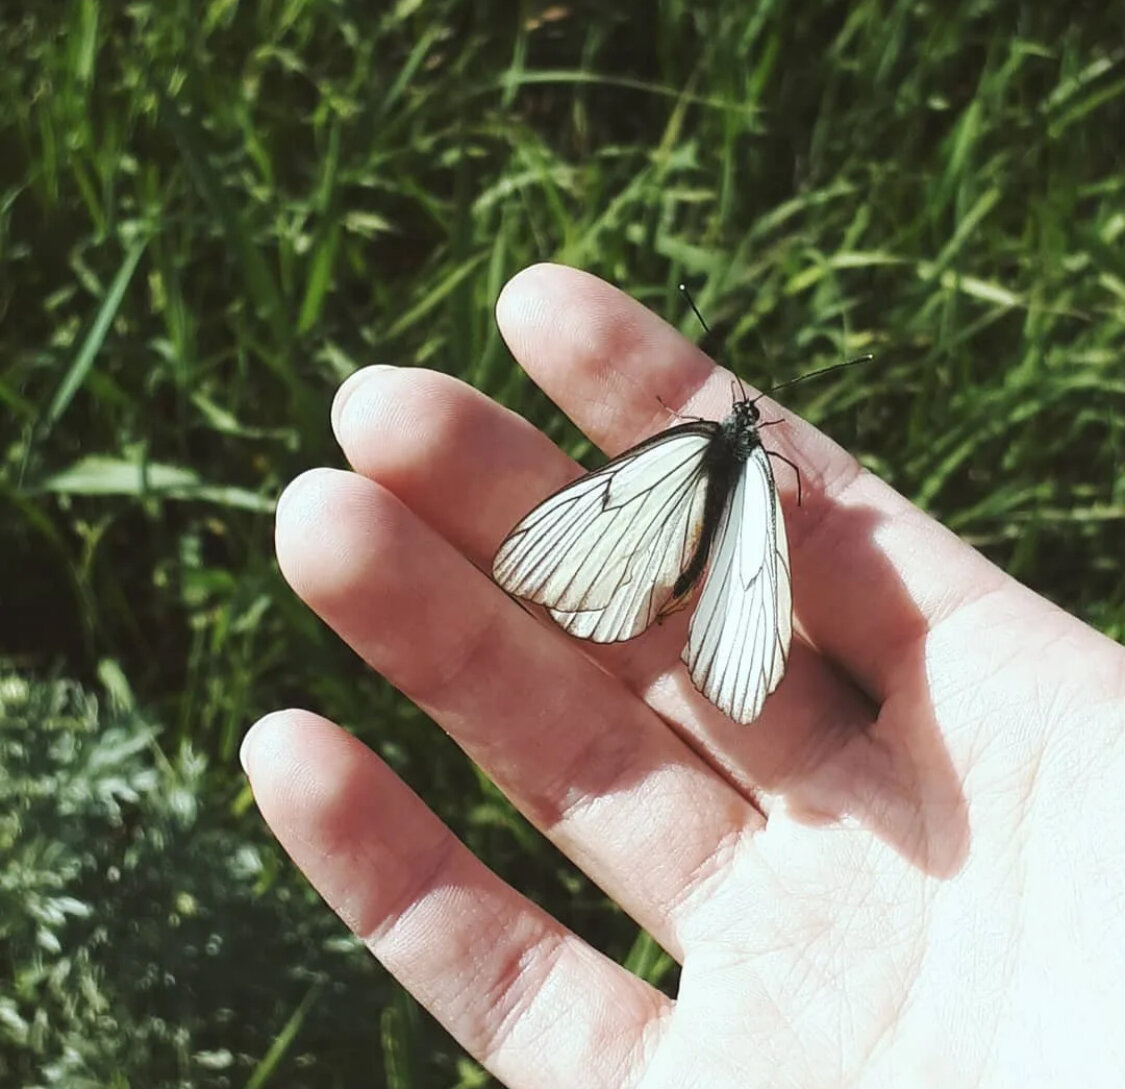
[
  {"left": 492, "top": 404, "right": 794, "bottom": 724},
  {"left": 682, "top": 445, "right": 792, "bottom": 724},
  {"left": 492, "top": 428, "right": 715, "bottom": 643}
]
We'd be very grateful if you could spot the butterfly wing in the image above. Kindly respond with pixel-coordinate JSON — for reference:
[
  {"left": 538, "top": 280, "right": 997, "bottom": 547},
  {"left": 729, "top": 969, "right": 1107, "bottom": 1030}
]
[
  {"left": 492, "top": 426, "right": 716, "bottom": 643},
  {"left": 682, "top": 444, "right": 792, "bottom": 724}
]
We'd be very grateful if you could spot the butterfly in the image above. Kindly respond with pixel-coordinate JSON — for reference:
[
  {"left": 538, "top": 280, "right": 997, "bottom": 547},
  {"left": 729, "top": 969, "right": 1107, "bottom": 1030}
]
[{"left": 492, "top": 386, "right": 793, "bottom": 724}]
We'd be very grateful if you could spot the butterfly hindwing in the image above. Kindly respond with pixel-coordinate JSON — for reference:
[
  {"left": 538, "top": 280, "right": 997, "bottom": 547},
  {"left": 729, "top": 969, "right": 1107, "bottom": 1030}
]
[{"left": 682, "top": 445, "right": 792, "bottom": 724}]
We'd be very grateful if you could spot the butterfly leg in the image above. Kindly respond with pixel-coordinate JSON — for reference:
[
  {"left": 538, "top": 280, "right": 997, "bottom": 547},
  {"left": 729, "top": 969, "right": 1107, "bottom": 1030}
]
[
  {"left": 656, "top": 394, "right": 708, "bottom": 424},
  {"left": 766, "top": 450, "right": 802, "bottom": 506}
]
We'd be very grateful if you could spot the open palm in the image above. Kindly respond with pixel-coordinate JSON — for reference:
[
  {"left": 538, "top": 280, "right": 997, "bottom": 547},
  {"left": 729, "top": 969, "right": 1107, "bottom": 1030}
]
[{"left": 243, "top": 265, "right": 1125, "bottom": 1087}]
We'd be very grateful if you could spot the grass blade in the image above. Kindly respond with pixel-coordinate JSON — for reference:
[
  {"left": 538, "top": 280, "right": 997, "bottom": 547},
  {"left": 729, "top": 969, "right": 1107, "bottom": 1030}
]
[
  {"left": 43, "top": 236, "right": 147, "bottom": 435},
  {"left": 37, "top": 455, "right": 275, "bottom": 513},
  {"left": 241, "top": 982, "right": 323, "bottom": 1089}
]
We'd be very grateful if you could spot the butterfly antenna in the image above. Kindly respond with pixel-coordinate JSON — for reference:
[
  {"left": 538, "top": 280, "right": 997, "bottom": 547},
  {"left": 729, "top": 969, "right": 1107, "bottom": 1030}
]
[
  {"left": 678, "top": 282, "right": 711, "bottom": 334},
  {"left": 764, "top": 354, "right": 874, "bottom": 395},
  {"left": 682, "top": 283, "right": 751, "bottom": 403}
]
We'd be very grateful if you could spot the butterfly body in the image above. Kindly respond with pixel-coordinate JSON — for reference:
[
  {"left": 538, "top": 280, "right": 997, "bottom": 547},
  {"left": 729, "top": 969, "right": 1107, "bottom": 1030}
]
[
  {"left": 493, "top": 394, "right": 792, "bottom": 724},
  {"left": 672, "top": 400, "right": 764, "bottom": 599}
]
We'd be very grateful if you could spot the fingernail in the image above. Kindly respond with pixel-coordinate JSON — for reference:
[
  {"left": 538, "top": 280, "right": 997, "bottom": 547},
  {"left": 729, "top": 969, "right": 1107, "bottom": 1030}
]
[{"left": 331, "top": 365, "right": 395, "bottom": 434}]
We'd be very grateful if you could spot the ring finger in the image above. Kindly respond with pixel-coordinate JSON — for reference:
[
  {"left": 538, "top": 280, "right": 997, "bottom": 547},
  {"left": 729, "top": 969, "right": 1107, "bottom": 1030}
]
[{"left": 276, "top": 465, "right": 766, "bottom": 956}]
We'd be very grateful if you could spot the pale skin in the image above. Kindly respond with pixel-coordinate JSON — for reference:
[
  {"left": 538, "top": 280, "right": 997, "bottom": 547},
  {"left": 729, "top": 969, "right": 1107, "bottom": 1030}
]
[{"left": 242, "top": 264, "right": 1125, "bottom": 1088}]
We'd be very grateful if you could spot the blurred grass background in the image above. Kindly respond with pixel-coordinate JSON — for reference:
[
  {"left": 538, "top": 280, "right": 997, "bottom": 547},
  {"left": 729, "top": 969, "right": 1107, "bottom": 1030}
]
[{"left": 1, "top": 0, "right": 1122, "bottom": 1085}]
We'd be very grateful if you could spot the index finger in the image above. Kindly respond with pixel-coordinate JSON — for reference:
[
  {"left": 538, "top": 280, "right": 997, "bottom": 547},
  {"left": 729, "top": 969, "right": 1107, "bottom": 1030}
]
[{"left": 495, "top": 263, "right": 1009, "bottom": 704}]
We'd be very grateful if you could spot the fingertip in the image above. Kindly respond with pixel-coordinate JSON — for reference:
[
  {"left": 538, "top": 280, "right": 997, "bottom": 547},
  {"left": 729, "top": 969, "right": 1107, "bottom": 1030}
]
[
  {"left": 274, "top": 468, "right": 327, "bottom": 580},
  {"left": 240, "top": 708, "right": 313, "bottom": 778},
  {"left": 496, "top": 264, "right": 718, "bottom": 453},
  {"left": 495, "top": 262, "right": 566, "bottom": 355},
  {"left": 496, "top": 261, "right": 565, "bottom": 312},
  {"left": 274, "top": 467, "right": 367, "bottom": 601},
  {"left": 331, "top": 365, "right": 396, "bottom": 436},
  {"left": 239, "top": 707, "right": 367, "bottom": 817},
  {"left": 239, "top": 713, "right": 264, "bottom": 775}
]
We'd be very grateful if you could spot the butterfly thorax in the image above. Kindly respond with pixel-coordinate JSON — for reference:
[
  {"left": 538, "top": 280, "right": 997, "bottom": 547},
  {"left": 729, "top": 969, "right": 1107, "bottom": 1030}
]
[{"left": 716, "top": 399, "right": 762, "bottom": 462}]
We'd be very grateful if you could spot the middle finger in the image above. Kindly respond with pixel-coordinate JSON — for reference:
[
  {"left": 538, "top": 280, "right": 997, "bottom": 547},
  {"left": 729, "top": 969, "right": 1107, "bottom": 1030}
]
[{"left": 332, "top": 364, "right": 873, "bottom": 798}]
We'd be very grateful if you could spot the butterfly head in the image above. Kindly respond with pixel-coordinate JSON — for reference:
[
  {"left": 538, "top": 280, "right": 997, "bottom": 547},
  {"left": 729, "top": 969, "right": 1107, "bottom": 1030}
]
[
  {"left": 721, "top": 395, "right": 764, "bottom": 459},
  {"left": 732, "top": 396, "right": 761, "bottom": 429}
]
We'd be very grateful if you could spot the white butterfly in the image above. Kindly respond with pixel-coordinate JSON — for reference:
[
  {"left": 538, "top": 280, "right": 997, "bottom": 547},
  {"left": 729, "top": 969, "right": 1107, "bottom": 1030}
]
[{"left": 492, "top": 393, "right": 793, "bottom": 724}]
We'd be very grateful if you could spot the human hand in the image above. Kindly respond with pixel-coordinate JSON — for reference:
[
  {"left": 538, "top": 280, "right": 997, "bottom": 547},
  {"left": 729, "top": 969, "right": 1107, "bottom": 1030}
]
[{"left": 242, "top": 264, "right": 1125, "bottom": 1087}]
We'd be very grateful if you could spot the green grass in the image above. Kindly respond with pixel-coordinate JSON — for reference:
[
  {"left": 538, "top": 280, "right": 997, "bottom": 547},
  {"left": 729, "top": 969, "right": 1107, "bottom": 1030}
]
[{"left": 1, "top": 0, "right": 1123, "bottom": 1084}]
